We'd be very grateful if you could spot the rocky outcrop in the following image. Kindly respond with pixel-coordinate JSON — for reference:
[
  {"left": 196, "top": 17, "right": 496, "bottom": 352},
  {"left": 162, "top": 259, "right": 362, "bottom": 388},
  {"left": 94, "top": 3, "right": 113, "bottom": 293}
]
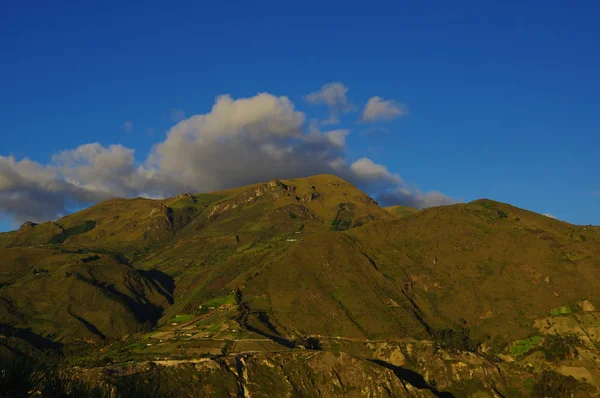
[
  {"left": 149, "top": 204, "right": 174, "bottom": 231},
  {"left": 94, "top": 351, "right": 439, "bottom": 397},
  {"left": 149, "top": 204, "right": 170, "bottom": 218},
  {"left": 360, "top": 194, "right": 378, "bottom": 205},
  {"left": 18, "top": 221, "right": 37, "bottom": 233},
  {"left": 208, "top": 179, "right": 300, "bottom": 219}
]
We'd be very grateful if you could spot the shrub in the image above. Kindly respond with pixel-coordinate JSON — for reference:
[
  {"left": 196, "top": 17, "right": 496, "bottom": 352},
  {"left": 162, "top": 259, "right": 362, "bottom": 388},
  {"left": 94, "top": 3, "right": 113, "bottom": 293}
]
[
  {"left": 542, "top": 333, "right": 580, "bottom": 363},
  {"left": 532, "top": 370, "right": 577, "bottom": 398},
  {"left": 431, "top": 319, "right": 479, "bottom": 353},
  {"left": 81, "top": 255, "right": 101, "bottom": 263},
  {"left": 497, "top": 210, "right": 508, "bottom": 219},
  {"left": 510, "top": 336, "right": 542, "bottom": 356},
  {"left": 300, "top": 337, "right": 322, "bottom": 350},
  {"left": 48, "top": 220, "right": 97, "bottom": 244}
]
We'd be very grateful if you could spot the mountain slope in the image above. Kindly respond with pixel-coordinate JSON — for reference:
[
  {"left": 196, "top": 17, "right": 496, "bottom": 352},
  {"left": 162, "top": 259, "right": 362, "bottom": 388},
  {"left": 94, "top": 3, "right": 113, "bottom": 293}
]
[
  {"left": 235, "top": 198, "right": 600, "bottom": 346},
  {"left": 0, "top": 174, "right": 391, "bottom": 345},
  {"left": 385, "top": 204, "right": 420, "bottom": 218},
  {"left": 1, "top": 175, "right": 600, "bottom": 396},
  {"left": 0, "top": 246, "right": 172, "bottom": 345}
]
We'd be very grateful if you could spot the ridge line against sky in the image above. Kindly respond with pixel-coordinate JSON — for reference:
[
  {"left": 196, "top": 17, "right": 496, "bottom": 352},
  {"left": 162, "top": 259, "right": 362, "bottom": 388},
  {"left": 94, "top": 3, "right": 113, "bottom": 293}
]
[
  {"left": 1, "top": 1, "right": 599, "bottom": 229},
  {"left": 0, "top": 83, "right": 458, "bottom": 226}
]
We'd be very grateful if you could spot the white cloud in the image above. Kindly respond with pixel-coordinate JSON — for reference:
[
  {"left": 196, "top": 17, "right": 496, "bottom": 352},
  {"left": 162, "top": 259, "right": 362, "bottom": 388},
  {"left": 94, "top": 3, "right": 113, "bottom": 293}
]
[
  {"left": 305, "top": 82, "right": 354, "bottom": 125},
  {"left": 543, "top": 213, "right": 558, "bottom": 219},
  {"left": 378, "top": 186, "right": 459, "bottom": 210},
  {"left": 350, "top": 158, "right": 402, "bottom": 185},
  {"left": 0, "top": 156, "right": 91, "bottom": 222},
  {"left": 170, "top": 108, "right": 186, "bottom": 122},
  {"left": 324, "top": 129, "right": 350, "bottom": 147},
  {"left": 122, "top": 120, "right": 134, "bottom": 133},
  {"left": 0, "top": 89, "right": 453, "bottom": 224},
  {"left": 361, "top": 96, "right": 406, "bottom": 123},
  {"left": 52, "top": 143, "right": 153, "bottom": 198}
]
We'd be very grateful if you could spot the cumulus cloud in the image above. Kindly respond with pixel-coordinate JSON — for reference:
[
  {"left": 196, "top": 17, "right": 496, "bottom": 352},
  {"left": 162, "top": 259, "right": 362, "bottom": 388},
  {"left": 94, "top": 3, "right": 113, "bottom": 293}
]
[
  {"left": 349, "top": 158, "right": 402, "bottom": 185},
  {"left": 361, "top": 96, "right": 406, "bottom": 123},
  {"left": 0, "top": 156, "right": 91, "bottom": 222},
  {"left": 52, "top": 143, "right": 155, "bottom": 199},
  {"left": 170, "top": 108, "right": 186, "bottom": 122},
  {"left": 305, "top": 82, "right": 354, "bottom": 125},
  {"left": 122, "top": 120, "right": 134, "bottom": 133},
  {"left": 0, "top": 89, "right": 453, "bottom": 224},
  {"left": 378, "top": 187, "right": 459, "bottom": 210}
]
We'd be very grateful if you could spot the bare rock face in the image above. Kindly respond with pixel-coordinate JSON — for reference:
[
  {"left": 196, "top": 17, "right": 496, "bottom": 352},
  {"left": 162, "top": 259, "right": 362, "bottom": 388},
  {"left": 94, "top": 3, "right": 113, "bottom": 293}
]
[
  {"left": 177, "top": 193, "right": 194, "bottom": 200},
  {"left": 18, "top": 221, "right": 37, "bottom": 233},
  {"left": 208, "top": 180, "right": 299, "bottom": 219},
  {"left": 105, "top": 352, "right": 437, "bottom": 397},
  {"left": 149, "top": 204, "right": 174, "bottom": 230},
  {"left": 360, "top": 194, "right": 378, "bottom": 205},
  {"left": 300, "top": 191, "right": 321, "bottom": 202}
]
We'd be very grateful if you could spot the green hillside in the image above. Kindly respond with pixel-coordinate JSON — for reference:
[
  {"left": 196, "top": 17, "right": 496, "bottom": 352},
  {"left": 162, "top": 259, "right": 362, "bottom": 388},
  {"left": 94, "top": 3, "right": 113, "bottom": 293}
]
[
  {"left": 1, "top": 175, "right": 599, "bottom": 397},
  {"left": 385, "top": 204, "right": 420, "bottom": 218}
]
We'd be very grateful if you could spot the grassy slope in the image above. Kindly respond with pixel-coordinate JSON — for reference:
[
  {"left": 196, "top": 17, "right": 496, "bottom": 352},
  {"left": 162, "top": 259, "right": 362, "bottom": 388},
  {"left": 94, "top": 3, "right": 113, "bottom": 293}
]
[
  {"left": 236, "top": 198, "right": 600, "bottom": 346},
  {"left": 135, "top": 175, "right": 393, "bottom": 320},
  {"left": 349, "top": 199, "right": 600, "bottom": 341},
  {"left": 385, "top": 205, "right": 419, "bottom": 218},
  {"left": 1, "top": 175, "right": 599, "bottom": 353},
  {"left": 0, "top": 174, "right": 391, "bottom": 344},
  {"left": 0, "top": 246, "right": 172, "bottom": 343}
]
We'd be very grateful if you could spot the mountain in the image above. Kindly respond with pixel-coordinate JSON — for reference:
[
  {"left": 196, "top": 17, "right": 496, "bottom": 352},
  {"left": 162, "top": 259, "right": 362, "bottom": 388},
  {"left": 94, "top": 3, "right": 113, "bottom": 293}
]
[
  {"left": 385, "top": 204, "right": 420, "bottom": 218},
  {"left": 1, "top": 174, "right": 599, "bottom": 397}
]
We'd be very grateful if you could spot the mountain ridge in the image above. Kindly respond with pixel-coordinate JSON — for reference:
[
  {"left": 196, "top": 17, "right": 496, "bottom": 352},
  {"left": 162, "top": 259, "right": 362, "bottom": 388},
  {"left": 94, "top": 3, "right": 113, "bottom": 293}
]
[{"left": 1, "top": 174, "right": 600, "bottom": 396}]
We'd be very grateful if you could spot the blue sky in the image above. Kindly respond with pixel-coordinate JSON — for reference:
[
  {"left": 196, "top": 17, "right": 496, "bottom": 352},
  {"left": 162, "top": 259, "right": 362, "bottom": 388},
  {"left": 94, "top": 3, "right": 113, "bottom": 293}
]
[{"left": 1, "top": 0, "right": 599, "bottom": 231}]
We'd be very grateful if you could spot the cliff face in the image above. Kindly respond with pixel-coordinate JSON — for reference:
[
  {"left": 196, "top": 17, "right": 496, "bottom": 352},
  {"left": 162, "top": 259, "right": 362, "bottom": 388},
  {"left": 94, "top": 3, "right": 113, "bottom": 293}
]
[{"left": 88, "top": 351, "right": 439, "bottom": 397}]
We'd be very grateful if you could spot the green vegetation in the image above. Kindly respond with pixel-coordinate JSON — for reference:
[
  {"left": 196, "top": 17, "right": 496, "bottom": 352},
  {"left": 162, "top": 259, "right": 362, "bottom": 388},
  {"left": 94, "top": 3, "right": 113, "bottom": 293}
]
[
  {"left": 532, "top": 370, "right": 578, "bottom": 398},
  {"left": 202, "top": 295, "right": 235, "bottom": 308},
  {"left": 331, "top": 202, "right": 355, "bottom": 231},
  {"left": 542, "top": 333, "right": 580, "bottom": 362},
  {"left": 48, "top": 220, "right": 97, "bottom": 244},
  {"left": 1, "top": 174, "right": 600, "bottom": 397},
  {"left": 168, "top": 314, "right": 193, "bottom": 323},
  {"left": 430, "top": 319, "right": 480, "bottom": 353},
  {"left": 550, "top": 305, "right": 573, "bottom": 316},
  {"left": 510, "top": 336, "right": 542, "bottom": 356},
  {"left": 385, "top": 205, "right": 419, "bottom": 218},
  {"left": 479, "top": 200, "right": 495, "bottom": 209}
]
